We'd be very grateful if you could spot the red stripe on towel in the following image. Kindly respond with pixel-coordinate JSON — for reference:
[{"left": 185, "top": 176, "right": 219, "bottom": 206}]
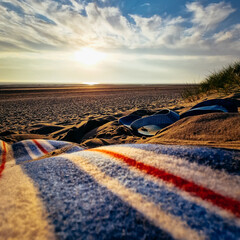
[
  {"left": 90, "top": 148, "right": 240, "bottom": 218},
  {"left": 0, "top": 141, "right": 7, "bottom": 178},
  {"left": 32, "top": 139, "right": 48, "bottom": 154}
]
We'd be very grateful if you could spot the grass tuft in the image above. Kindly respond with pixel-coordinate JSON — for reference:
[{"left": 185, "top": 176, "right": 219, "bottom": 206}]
[{"left": 182, "top": 61, "right": 240, "bottom": 101}]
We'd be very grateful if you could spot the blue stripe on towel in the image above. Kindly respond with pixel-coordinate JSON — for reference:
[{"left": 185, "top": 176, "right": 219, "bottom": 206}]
[
  {"left": 21, "top": 156, "right": 173, "bottom": 240},
  {"left": 78, "top": 151, "right": 240, "bottom": 240},
  {"left": 12, "top": 142, "right": 33, "bottom": 164},
  {"left": 25, "top": 140, "right": 42, "bottom": 156},
  {"left": 118, "top": 144, "right": 240, "bottom": 175},
  {"left": 47, "top": 140, "right": 72, "bottom": 149}
]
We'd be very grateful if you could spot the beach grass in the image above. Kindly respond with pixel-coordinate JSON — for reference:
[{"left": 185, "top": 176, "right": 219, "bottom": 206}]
[{"left": 182, "top": 61, "right": 240, "bottom": 101}]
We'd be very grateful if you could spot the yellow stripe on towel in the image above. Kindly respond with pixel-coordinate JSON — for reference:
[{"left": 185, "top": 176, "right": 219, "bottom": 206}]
[
  {"left": 0, "top": 161, "right": 56, "bottom": 240},
  {"left": 67, "top": 154, "right": 204, "bottom": 240}
]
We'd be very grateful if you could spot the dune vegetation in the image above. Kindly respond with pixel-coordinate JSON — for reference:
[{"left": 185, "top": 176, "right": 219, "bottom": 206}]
[{"left": 182, "top": 61, "right": 240, "bottom": 101}]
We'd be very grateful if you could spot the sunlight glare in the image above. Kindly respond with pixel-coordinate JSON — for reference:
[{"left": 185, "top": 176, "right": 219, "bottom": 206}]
[
  {"left": 74, "top": 48, "right": 106, "bottom": 65},
  {"left": 82, "top": 82, "right": 98, "bottom": 85}
]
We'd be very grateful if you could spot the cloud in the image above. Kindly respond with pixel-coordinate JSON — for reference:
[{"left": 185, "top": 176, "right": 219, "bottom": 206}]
[
  {"left": 141, "top": 3, "right": 150, "bottom": 7},
  {"left": 213, "top": 24, "right": 240, "bottom": 42},
  {"left": 186, "top": 2, "right": 235, "bottom": 30},
  {"left": 0, "top": 0, "right": 239, "bottom": 57}
]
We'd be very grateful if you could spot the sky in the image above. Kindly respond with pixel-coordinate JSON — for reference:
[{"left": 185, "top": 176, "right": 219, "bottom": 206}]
[{"left": 0, "top": 0, "right": 240, "bottom": 85}]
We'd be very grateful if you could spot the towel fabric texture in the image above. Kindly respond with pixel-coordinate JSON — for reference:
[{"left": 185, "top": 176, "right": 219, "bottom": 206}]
[{"left": 1, "top": 139, "right": 240, "bottom": 240}]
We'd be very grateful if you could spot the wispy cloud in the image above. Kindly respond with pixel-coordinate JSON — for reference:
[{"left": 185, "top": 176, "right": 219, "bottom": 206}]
[
  {"left": 141, "top": 3, "right": 150, "bottom": 7},
  {"left": 186, "top": 2, "right": 235, "bottom": 29},
  {"left": 0, "top": 0, "right": 238, "bottom": 54}
]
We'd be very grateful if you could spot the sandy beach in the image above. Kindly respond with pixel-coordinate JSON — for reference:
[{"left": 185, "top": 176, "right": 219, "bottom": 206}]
[
  {"left": 2, "top": 1, "right": 240, "bottom": 239},
  {"left": 0, "top": 84, "right": 239, "bottom": 150}
]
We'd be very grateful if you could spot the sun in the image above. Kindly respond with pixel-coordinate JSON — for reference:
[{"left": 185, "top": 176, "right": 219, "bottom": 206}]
[{"left": 74, "top": 47, "right": 106, "bottom": 65}]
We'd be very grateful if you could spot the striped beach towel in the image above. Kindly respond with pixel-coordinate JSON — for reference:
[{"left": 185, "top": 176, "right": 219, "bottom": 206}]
[{"left": 1, "top": 139, "right": 240, "bottom": 240}]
